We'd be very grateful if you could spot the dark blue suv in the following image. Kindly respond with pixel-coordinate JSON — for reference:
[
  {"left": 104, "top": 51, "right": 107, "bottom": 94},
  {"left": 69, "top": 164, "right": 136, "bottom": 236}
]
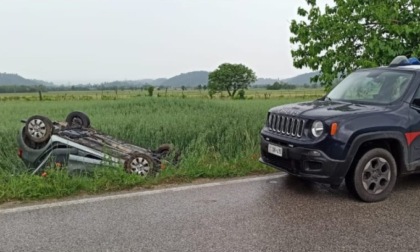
[{"left": 260, "top": 56, "right": 420, "bottom": 202}]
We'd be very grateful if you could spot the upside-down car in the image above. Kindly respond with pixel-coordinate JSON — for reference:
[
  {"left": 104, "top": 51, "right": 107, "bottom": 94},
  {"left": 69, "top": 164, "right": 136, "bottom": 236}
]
[{"left": 17, "top": 111, "right": 177, "bottom": 176}]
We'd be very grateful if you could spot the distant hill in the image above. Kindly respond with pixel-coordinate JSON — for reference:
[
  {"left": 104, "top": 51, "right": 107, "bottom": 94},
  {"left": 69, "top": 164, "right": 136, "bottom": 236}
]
[
  {"left": 253, "top": 78, "right": 279, "bottom": 86},
  {"left": 0, "top": 70, "right": 322, "bottom": 90},
  {"left": 98, "top": 73, "right": 289, "bottom": 88},
  {"left": 281, "top": 71, "right": 320, "bottom": 86},
  {"left": 160, "top": 71, "right": 209, "bottom": 87},
  {"left": 154, "top": 71, "right": 320, "bottom": 88},
  {"left": 0, "top": 73, "right": 54, "bottom": 86},
  {"left": 151, "top": 78, "right": 168, "bottom": 86},
  {"left": 155, "top": 71, "right": 322, "bottom": 87},
  {"left": 158, "top": 72, "right": 281, "bottom": 88}
]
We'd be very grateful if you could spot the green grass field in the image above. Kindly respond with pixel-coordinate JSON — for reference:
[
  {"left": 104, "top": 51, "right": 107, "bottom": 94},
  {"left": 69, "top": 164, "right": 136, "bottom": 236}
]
[{"left": 0, "top": 89, "right": 324, "bottom": 204}]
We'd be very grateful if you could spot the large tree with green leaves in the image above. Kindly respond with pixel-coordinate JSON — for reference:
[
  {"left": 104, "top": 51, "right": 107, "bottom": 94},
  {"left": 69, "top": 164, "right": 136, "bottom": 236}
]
[
  {"left": 208, "top": 63, "right": 257, "bottom": 97},
  {"left": 290, "top": 0, "right": 420, "bottom": 91}
]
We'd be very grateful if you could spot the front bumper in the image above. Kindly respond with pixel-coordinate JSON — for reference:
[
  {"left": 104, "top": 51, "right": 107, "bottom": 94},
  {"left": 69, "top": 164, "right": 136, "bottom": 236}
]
[{"left": 260, "top": 135, "right": 348, "bottom": 185}]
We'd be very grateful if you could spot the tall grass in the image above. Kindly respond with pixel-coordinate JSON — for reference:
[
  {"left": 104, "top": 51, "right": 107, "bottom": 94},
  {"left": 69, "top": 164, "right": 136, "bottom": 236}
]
[{"left": 0, "top": 96, "right": 309, "bottom": 203}]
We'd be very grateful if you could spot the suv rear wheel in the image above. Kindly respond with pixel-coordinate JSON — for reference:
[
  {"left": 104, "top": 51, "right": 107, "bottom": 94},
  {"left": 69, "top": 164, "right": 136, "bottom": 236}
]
[{"left": 346, "top": 148, "right": 397, "bottom": 202}]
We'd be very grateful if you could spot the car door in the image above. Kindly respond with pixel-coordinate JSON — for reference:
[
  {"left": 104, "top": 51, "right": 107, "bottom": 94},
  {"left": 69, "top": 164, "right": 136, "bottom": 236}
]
[{"left": 408, "top": 81, "right": 420, "bottom": 170}]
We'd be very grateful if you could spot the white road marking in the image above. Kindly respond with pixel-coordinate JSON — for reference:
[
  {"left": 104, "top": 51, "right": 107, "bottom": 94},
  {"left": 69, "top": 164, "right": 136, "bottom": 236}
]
[{"left": 0, "top": 173, "right": 287, "bottom": 214}]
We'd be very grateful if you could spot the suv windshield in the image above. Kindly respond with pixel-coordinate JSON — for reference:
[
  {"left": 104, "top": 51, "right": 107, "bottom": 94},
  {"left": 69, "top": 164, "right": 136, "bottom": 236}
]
[{"left": 327, "top": 69, "right": 414, "bottom": 104}]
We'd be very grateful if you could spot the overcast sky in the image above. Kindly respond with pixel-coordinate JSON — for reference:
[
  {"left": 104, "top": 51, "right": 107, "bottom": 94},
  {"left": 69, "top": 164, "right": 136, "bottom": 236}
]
[{"left": 0, "top": 0, "right": 333, "bottom": 84}]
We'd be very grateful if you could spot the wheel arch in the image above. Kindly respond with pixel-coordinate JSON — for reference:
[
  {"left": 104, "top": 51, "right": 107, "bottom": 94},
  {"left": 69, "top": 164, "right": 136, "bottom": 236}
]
[{"left": 345, "top": 132, "right": 408, "bottom": 177}]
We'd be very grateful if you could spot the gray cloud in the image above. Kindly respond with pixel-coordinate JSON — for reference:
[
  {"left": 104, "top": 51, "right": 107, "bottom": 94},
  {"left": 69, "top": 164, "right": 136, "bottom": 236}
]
[{"left": 0, "top": 0, "right": 333, "bottom": 84}]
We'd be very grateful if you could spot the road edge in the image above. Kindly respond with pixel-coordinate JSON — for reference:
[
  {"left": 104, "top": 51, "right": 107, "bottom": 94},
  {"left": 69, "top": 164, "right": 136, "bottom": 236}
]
[{"left": 0, "top": 173, "right": 287, "bottom": 214}]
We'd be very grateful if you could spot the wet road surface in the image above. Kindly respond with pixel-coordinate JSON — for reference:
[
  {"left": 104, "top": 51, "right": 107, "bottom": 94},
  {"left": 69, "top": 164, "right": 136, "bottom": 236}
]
[{"left": 1, "top": 173, "right": 420, "bottom": 252}]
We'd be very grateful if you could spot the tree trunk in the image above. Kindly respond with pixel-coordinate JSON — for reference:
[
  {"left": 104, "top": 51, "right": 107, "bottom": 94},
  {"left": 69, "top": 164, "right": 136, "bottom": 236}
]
[
  {"left": 231, "top": 89, "right": 238, "bottom": 98},
  {"left": 227, "top": 88, "right": 232, "bottom": 97}
]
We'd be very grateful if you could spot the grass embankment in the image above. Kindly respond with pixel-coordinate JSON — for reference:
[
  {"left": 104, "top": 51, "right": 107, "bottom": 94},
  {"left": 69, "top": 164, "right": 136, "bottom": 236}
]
[{"left": 0, "top": 97, "right": 311, "bottom": 203}]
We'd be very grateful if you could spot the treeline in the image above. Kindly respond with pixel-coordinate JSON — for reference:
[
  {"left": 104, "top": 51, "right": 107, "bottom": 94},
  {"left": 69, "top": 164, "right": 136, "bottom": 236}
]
[
  {"left": 0, "top": 83, "right": 148, "bottom": 93},
  {"left": 0, "top": 85, "right": 48, "bottom": 93},
  {"left": 1, "top": 82, "right": 321, "bottom": 94},
  {"left": 265, "top": 81, "right": 319, "bottom": 90},
  {"left": 266, "top": 82, "right": 297, "bottom": 90},
  {"left": 0, "top": 84, "right": 200, "bottom": 94},
  {"left": 48, "top": 82, "right": 158, "bottom": 92}
]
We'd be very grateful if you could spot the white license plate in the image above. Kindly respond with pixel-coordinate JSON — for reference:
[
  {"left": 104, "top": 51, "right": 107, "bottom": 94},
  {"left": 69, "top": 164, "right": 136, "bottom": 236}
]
[{"left": 268, "top": 144, "right": 283, "bottom": 157}]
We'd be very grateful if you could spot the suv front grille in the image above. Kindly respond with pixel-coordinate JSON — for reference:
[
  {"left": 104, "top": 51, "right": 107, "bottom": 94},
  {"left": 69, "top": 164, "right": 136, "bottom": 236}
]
[{"left": 267, "top": 113, "right": 305, "bottom": 138}]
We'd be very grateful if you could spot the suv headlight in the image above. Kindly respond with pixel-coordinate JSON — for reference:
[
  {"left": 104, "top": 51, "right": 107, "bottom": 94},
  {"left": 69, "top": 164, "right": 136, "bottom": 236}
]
[{"left": 311, "top": 121, "right": 324, "bottom": 138}]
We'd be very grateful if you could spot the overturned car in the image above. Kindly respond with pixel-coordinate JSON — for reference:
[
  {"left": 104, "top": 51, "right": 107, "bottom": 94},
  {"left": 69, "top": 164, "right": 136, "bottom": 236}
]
[{"left": 17, "top": 111, "right": 177, "bottom": 176}]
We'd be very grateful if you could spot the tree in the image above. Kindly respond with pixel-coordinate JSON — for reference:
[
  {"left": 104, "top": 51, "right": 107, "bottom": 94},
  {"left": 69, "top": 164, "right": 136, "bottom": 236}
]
[
  {"left": 237, "top": 89, "right": 246, "bottom": 99},
  {"left": 290, "top": 0, "right": 420, "bottom": 91},
  {"left": 208, "top": 89, "right": 216, "bottom": 99},
  {"left": 271, "top": 81, "right": 282, "bottom": 90},
  {"left": 266, "top": 81, "right": 296, "bottom": 90},
  {"left": 208, "top": 63, "right": 257, "bottom": 97},
  {"left": 147, "top": 86, "right": 154, "bottom": 97}
]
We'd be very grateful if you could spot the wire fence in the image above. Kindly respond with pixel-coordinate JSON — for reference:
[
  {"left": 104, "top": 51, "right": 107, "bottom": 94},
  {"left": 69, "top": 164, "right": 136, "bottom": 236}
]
[{"left": 0, "top": 88, "right": 326, "bottom": 102}]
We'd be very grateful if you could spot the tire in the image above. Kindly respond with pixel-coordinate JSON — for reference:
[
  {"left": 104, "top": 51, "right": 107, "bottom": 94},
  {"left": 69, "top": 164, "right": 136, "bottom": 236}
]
[
  {"left": 346, "top": 148, "right": 397, "bottom": 202},
  {"left": 124, "top": 153, "right": 156, "bottom": 176},
  {"left": 24, "top": 115, "right": 53, "bottom": 144},
  {"left": 156, "top": 144, "right": 173, "bottom": 155},
  {"left": 156, "top": 144, "right": 181, "bottom": 165},
  {"left": 66, "top": 111, "right": 90, "bottom": 128}
]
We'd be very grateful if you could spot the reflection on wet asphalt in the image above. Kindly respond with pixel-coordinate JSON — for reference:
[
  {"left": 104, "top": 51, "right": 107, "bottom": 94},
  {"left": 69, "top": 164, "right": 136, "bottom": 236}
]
[{"left": 1, "top": 173, "right": 420, "bottom": 252}]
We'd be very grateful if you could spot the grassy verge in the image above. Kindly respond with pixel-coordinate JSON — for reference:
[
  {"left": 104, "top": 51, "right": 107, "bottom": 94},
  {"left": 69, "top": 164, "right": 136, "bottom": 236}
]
[
  {"left": 0, "top": 97, "right": 309, "bottom": 204},
  {"left": 0, "top": 156, "right": 274, "bottom": 203}
]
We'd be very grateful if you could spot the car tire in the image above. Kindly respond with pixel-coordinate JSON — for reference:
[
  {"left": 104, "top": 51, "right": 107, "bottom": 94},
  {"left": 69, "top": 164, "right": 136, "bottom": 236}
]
[
  {"left": 24, "top": 115, "right": 53, "bottom": 144},
  {"left": 66, "top": 111, "right": 91, "bottom": 128},
  {"left": 124, "top": 153, "right": 156, "bottom": 176},
  {"left": 156, "top": 144, "right": 173, "bottom": 155},
  {"left": 156, "top": 144, "right": 181, "bottom": 165},
  {"left": 346, "top": 148, "right": 397, "bottom": 202}
]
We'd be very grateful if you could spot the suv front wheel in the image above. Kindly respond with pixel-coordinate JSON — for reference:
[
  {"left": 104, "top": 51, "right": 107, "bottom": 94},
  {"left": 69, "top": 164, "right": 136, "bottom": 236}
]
[{"left": 346, "top": 148, "right": 397, "bottom": 202}]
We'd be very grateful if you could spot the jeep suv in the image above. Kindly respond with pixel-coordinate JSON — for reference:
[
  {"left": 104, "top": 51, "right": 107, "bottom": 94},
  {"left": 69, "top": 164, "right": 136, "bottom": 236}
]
[{"left": 260, "top": 56, "right": 420, "bottom": 202}]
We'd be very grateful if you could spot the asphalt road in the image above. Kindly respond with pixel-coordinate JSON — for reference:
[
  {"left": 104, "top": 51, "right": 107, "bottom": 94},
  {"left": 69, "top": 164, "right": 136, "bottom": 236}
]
[{"left": 1, "top": 173, "right": 420, "bottom": 252}]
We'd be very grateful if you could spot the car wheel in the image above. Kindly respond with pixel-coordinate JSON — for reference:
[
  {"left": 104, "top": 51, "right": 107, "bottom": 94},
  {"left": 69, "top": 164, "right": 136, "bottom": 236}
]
[
  {"left": 25, "top": 115, "right": 53, "bottom": 144},
  {"left": 156, "top": 144, "right": 173, "bottom": 155},
  {"left": 66, "top": 111, "right": 91, "bottom": 128},
  {"left": 124, "top": 153, "right": 156, "bottom": 176},
  {"left": 156, "top": 144, "right": 181, "bottom": 165},
  {"left": 346, "top": 148, "right": 397, "bottom": 202}
]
